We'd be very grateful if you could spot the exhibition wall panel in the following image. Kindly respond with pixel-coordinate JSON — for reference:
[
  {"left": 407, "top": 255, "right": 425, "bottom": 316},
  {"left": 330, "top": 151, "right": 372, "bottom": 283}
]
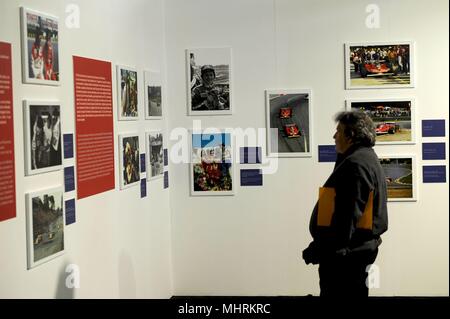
[
  {"left": 0, "top": 0, "right": 173, "bottom": 298},
  {"left": 164, "top": 0, "right": 449, "bottom": 296}
]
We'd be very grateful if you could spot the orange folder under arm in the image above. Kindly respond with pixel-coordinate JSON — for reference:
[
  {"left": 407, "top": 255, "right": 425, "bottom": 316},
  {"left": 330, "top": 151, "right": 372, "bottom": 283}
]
[{"left": 317, "top": 187, "right": 373, "bottom": 230}]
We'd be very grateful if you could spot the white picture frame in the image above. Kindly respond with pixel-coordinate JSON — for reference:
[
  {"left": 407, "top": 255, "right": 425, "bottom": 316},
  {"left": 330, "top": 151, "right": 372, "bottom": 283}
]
[
  {"left": 20, "top": 7, "right": 60, "bottom": 86},
  {"left": 265, "top": 89, "right": 313, "bottom": 158},
  {"left": 186, "top": 47, "right": 232, "bottom": 116},
  {"left": 145, "top": 131, "right": 164, "bottom": 181},
  {"left": 116, "top": 65, "right": 139, "bottom": 120},
  {"left": 144, "top": 71, "right": 163, "bottom": 120},
  {"left": 119, "top": 133, "right": 140, "bottom": 189},
  {"left": 378, "top": 155, "right": 417, "bottom": 202},
  {"left": 23, "top": 100, "right": 63, "bottom": 176},
  {"left": 345, "top": 41, "right": 414, "bottom": 89},
  {"left": 26, "top": 186, "right": 65, "bottom": 269},
  {"left": 190, "top": 129, "right": 235, "bottom": 196},
  {"left": 346, "top": 98, "right": 416, "bottom": 145}
]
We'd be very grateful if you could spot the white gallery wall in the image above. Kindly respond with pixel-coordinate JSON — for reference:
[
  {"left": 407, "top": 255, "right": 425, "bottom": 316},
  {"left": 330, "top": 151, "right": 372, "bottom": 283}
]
[
  {"left": 0, "top": 0, "right": 448, "bottom": 299},
  {"left": 165, "top": 0, "right": 449, "bottom": 296},
  {"left": 0, "top": 0, "right": 173, "bottom": 298}
]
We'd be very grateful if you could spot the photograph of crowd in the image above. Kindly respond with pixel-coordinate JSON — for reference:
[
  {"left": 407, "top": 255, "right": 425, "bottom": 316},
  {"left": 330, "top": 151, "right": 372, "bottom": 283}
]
[
  {"left": 191, "top": 132, "right": 234, "bottom": 195},
  {"left": 347, "top": 99, "right": 414, "bottom": 144},
  {"left": 21, "top": 7, "right": 59, "bottom": 85},
  {"left": 26, "top": 187, "right": 64, "bottom": 269},
  {"left": 119, "top": 134, "right": 140, "bottom": 189},
  {"left": 24, "top": 101, "right": 62, "bottom": 176},
  {"left": 346, "top": 42, "right": 413, "bottom": 89},
  {"left": 146, "top": 131, "right": 164, "bottom": 180},
  {"left": 187, "top": 48, "right": 231, "bottom": 115},
  {"left": 117, "top": 66, "right": 138, "bottom": 120},
  {"left": 266, "top": 89, "right": 312, "bottom": 157},
  {"left": 144, "top": 71, "right": 162, "bottom": 119},
  {"left": 379, "top": 156, "right": 416, "bottom": 201}
]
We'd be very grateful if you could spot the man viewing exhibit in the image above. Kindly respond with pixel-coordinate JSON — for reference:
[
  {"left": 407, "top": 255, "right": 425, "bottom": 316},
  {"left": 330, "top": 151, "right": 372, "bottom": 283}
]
[{"left": 303, "top": 111, "right": 388, "bottom": 298}]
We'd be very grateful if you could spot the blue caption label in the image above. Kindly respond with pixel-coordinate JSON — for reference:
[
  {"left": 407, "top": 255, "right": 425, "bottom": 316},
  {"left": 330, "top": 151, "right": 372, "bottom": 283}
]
[{"left": 65, "top": 199, "right": 76, "bottom": 225}]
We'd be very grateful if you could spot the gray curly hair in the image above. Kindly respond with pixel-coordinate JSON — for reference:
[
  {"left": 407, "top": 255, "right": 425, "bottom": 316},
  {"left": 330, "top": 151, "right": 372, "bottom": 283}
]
[{"left": 334, "top": 110, "right": 376, "bottom": 147}]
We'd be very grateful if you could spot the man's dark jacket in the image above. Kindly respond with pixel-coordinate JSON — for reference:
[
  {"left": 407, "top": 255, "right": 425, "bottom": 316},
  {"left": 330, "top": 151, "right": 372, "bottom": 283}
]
[{"left": 303, "top": 144, "right": 388, "bottom": 264}]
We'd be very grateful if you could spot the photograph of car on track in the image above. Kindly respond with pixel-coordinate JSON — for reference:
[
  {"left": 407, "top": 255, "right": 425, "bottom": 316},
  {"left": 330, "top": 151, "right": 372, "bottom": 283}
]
[
  {"left": 266, "top": 89, "right": 312, "bottom": 157},
  {"left": 345, "top": 42, "right": 414, "bottom": 89},
  {"left": 379, "top": 156, "right": 416, "bottom": 201},
  {"left": 346, "top": 99, "right": 414, "bottom": 145}
]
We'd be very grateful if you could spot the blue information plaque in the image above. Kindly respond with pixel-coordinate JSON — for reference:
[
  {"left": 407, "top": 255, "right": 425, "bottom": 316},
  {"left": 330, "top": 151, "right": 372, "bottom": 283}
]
[
  {"left": 318, "top": 145, "right": 337, "bottom": 162},
  {"left": 422, "top": 143, "right": 446, "bottom": 160},
  {"left": 64, "top": 166, "right": 75, "bottom": 192},
  {"left": 240, "top": 147, "right": 262, "bottom": 164},
  {"left": 422, "top": 120, "right": 445, "bottom": 137},
  {"left": 423, "top": 166, "right": 446, "bottom": 183},
  {"left": 141, "top": 178, "right": 147, "bottom": 198},
  {"left": 65, "top": 199, "right": 76, "bottom": 225},
  {"left": 164, "top": 149, "right": 168, "bottom": 166},
  {"left": 63, "top": 134, "right": 74, "bottom": 159},
  {"left": 140, "top": 153, "right": 146, "bottom": 173},
  {"left": 240, "top": 169, "right": 263, "bottom": 186},
  {"left": 164, "top": 171, "right": 169, "bottom": 189}
]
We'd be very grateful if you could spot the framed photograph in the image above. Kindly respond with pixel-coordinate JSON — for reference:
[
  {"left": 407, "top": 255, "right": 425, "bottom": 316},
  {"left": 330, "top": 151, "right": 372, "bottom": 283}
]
[
  {"left": 119, "top": 134, "right": 140, "bottom": 189},
  {"left": 379, "top": 155, "right": 417, "bottom": 202},
  {"left": 345, "top": 42, "right": 414, "bottom": 89},
  {"left": 145, "top": 131, "right": 164, "bottom": 181},
  {"left": 144, "top": 71, "right": 163, "bottom": 119},
  {"left": 117, "top": 65, "right": 139, "bottom": 120},
  {"left": 346, "top": 98, "right": 415, "bottom": 145},
  {"left": 119, "top": 133, "right": 141, "bottom": 189},
  {"left": 186, "top": 47, "right": 232, "bottom": 115},
  {"left": 190, "top": 130, "right": 235, "bottom": 196},
  {"left": 20, "top": 7, "right": 59, "bottom": 85},
  {"left": 23, "top": 100, "right": 62, "bottom": 176},
  {"left": 26, "top": 186, "right": 64, "bottom": 269},
  {"left": 265, "top": 89, "right": 312, "bottom": 157}
]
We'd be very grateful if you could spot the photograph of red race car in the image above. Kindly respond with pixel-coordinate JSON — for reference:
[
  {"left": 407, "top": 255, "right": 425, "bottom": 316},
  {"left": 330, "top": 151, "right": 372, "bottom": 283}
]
[
  {"left": 347, "top": 99, "right": 414, "bottom": 144},
  {"left": 266, "top": 90, "right": 312, "bottom": 157},
  {"left": 346, "top": 42, "right": 413, "bottom": 89}
]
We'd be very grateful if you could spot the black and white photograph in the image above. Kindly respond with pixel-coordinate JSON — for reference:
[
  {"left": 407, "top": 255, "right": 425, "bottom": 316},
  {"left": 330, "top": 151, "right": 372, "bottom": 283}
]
[
  {"left": 346, "top": 98, "right": 415, "bottom": 145},
  {"left": 26, "top": 186, "right": 64, "bottom": 269},
  {"left": 187, "top": 47, "right": 232, "bottom": 115},
  {"left": 119, "top": 134, "right": 140, "bottom": 189},
  {"left": 144, "top": 71, "right": 163, "bottom": 119},
  {"left": 146, "top": 131, "right": 164, "bottom": 181},
  {"left": 379, "top": 156, "right": 417, "bottom": 201},
  {"left": 23, "top": 100, "right": 62, "bottom": 176},
  {"left": 117, "top": 65, "right": 139, "bottom": 120},
  {"left": 20, "top": 7, "right": 59, "bottom": 85},
  {"left": 345, "top": 42, "right": 414, "bottom": 89},
  {"left": 266, "top": 89, "right": 312, "bottom": 157}
]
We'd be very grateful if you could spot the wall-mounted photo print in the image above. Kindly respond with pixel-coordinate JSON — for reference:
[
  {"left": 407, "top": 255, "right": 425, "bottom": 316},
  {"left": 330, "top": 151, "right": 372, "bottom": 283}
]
[
  {"left": 23, "top": 101, "right": 62, "bottom": 176},
  {"left": 26, "top": 186, "right": 64, "bottom": 269},
  {"left": 379, "top": 156, "right": 417, "bottom": 201},
  {"left": 144, "top": 71, "right": 162, "bottom": 119},
  {"left": 266, "top": 89, "right": 312, "bottom": 157},
  {"left": 190, "top": 131, "right": 234, "bottom": 196},
  {"left": 346, "top": 98, "right": 415, "bottom": 145},
  {"left": 117, "top": 66, "right": 139, "bottom": 120},
  {"left": 187, "top": 47, "right": 232, "bottom": 115},
  {"left": 146, "top": 131, "right": 164, "bottom": 181},
  {"left": 345, "top": 42, "right": 414, "bottom": 89},
  {"left": 119, "top": 134, "right": 140, "bottom": 189},
  {"left": 20, "top": 7, "right": 59, "bottom": 85}
]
